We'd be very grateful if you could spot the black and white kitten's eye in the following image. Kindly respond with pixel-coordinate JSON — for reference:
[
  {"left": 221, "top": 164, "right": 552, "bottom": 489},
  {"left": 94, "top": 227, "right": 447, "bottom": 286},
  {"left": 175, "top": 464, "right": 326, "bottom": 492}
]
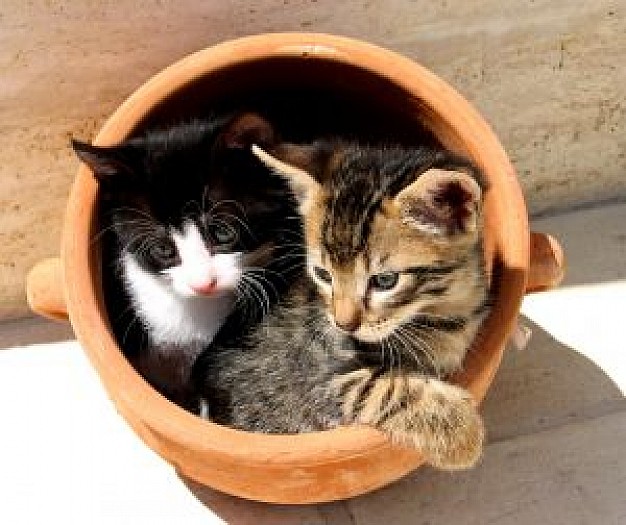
[
  {"left": 313, "top": 266, "right": 333, "bottom": 284},
  {"left": 369, "top": 272, "right": 399, "bottom": 291},
  {"left": 149, "top": 238, "right": 177, "bottom": 263},
  {"left": 210, "top": 223, "right": 238, "bottom": 246}
]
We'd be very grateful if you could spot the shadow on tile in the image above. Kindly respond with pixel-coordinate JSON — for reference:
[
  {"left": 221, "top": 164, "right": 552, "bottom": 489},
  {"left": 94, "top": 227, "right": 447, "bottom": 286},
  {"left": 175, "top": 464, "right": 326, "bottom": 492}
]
[
  {"left": 482, "top": 316, "right": 625, "bottom": 442},
  {"left": 181, "top": 476, "right": 355, "bottom": 525},
  {"left": 342, "top": 411, "right": 626, "bottom": 525},
  {"left": 0, "top": 316, "right": 75, "bottom": 349}
]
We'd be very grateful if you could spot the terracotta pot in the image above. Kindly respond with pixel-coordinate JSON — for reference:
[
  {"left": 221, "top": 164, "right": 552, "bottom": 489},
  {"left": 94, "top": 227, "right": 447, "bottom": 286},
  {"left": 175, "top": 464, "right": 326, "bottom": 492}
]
[{"left": 26, "top": 33, "right": 564, "bottom": 504}]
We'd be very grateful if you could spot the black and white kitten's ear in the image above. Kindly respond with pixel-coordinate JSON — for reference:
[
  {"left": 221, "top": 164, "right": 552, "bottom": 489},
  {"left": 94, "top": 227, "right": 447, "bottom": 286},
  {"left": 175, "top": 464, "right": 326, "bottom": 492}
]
[
  {"left": 394, "top": 167, "right": 483, "bottom": 235},
  {"left": 71, "top": 139, "right": 138, "bottom": 185},
  {"left": 221, "top": 112, "right": 276, "bottom": 150},
  {"left": 251, "top": 144, "right": 322, "bottom": 214}
]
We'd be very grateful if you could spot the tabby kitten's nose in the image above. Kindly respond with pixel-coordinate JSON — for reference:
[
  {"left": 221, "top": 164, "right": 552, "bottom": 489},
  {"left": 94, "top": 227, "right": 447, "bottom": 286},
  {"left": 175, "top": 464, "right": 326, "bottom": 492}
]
[
  {"left": 333, "top": 298, "right": 361, "bottom": 333},
  {"left": 335, "top": 317, "right": 360, "bottom": 333}
]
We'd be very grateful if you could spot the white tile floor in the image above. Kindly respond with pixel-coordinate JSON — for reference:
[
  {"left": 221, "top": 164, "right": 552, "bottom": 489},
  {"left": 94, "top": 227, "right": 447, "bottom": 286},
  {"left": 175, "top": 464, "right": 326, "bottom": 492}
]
[{"left": 1, "top": 202, "right": 625, "bottom": 524}]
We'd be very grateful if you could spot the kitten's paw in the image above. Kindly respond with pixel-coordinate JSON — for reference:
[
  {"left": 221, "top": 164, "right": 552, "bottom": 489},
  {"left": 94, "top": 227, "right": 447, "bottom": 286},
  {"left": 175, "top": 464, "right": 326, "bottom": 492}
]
[
  {"left": 418, "top": 382, "right": 484, "bottom": 470},
  {"left": 383, "top": 377, "right": 484, "bottom": 470}
]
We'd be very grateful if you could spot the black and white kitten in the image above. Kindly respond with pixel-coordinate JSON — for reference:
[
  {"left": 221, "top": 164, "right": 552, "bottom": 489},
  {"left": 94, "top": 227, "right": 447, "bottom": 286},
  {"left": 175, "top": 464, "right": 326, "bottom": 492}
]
[{"left": 72, "top": 114, "right": 301, "bottom": 411}]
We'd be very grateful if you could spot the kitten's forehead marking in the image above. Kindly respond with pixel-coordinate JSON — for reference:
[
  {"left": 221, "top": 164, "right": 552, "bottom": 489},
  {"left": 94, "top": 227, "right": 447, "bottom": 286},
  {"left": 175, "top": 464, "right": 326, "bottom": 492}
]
[
  {"left": 322, "top": 184, "right": 383, "bottom": 265},
  {"left": 172, "top": 222, "right": 212, "bottom": 265}
]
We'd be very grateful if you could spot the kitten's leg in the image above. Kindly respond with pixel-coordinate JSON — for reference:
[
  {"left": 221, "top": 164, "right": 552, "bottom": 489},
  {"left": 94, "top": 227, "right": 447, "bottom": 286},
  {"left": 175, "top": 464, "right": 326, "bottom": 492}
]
[{"left": 335, "top": 370, "right": 484, "bottom": 470}]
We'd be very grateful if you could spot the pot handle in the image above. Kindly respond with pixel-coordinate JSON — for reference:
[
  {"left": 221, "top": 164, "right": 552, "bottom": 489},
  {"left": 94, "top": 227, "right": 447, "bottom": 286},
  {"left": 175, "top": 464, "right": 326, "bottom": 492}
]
[
  {"left": 26, "top": 257, "right": 69, "bottom": 322},
  {"left": 526, "top": 232, "right": 565, "bottom": 293}
]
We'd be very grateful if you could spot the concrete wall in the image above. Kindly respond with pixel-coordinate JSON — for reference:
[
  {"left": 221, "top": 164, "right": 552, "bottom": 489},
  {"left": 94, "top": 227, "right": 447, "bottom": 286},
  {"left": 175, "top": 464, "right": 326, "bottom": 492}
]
[{"left": 1, "top": 0, "right": 624, "bottom": 319}]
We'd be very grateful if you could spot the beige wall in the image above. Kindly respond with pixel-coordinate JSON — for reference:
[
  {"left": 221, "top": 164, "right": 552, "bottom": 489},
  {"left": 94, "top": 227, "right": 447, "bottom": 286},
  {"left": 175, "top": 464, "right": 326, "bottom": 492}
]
[{"left": 1, "top": 0, "right": 624, "bottom": 319}]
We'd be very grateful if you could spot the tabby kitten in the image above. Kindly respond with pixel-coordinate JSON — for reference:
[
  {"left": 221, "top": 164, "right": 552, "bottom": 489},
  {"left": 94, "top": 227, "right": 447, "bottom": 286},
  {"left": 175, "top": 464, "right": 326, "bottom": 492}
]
[
  {"left": 195, "top": 139, "right": 491, "bottom": 470},
  {"left": 72, "top": 114, "right": 301, "bottom": 411}
]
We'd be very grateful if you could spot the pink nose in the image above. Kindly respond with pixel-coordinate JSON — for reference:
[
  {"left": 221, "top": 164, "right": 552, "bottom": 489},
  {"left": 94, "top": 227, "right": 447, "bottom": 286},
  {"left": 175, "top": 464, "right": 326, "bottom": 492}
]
[{"left": 190, "top": 278, "right": 218, "bottom": 295}]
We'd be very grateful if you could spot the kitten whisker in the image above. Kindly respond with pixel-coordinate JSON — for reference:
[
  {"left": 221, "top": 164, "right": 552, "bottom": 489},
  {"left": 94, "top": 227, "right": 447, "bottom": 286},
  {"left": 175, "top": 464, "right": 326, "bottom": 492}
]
[
  {"left": 234, "top": 283, "right": 257, "bottom": 325},
  {"left": 397, "top": 325, "right": 441, "bottom": 377},
  {"left": 235, "top": 280, "right": 260, "bottom": 315},
  {"left": 205, "top": 199, "right": 249, "bottom": 221},
  {"left": 266, "top": 251, "right": 306, "bottom": 263},
  {"left": 244, "top": 266, "right": 289, "bottom": 283},
  {"left": 243, "top": 268, "right": 280, "bottom": 301},
  {"left": 119, "top": 233, "right": 153, "bottom": 256},
  {"left": 91, "top": 222, "right": 145, "bottom": 244},
  {"left": 391, "top": 328, "right": 430, "bottom": 374},
  {"left": 107, "top": 206, "right": 156, "bottom": 222},
  {"left": 240, "top": 274, "right": 271, "bottom": 318},
  {"left": 272, "top": 241, "right": 307, "bottom": 249},
  {"left": 121, "top": 314, "right": 142, "bottom": 348},
  {"left": 264, "top": 253, "right": 306, "bottom": 264},
  {"left": 272, "top": 227, "right": 304, "bottom": 238},
  {"left": 396, "top": 326, "right": 431, "bottom": 368},
  {"left": 211, "top": 211, "right": 254, "bottom": 240},
  {"left": 91, "top": 219, "right": 161, "bottom": 245}
]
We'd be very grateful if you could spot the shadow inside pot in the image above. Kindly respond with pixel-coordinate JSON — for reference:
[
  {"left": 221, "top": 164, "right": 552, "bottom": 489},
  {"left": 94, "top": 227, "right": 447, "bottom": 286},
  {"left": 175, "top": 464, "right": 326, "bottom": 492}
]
[{"left": 135, "top": 56, "right": 439, "bottom": 148}]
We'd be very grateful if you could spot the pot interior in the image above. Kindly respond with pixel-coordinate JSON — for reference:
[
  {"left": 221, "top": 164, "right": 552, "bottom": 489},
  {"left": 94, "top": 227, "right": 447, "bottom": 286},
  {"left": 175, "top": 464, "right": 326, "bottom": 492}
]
[{"left": 133, "top": 57, "right": 439, "bottom": 146}]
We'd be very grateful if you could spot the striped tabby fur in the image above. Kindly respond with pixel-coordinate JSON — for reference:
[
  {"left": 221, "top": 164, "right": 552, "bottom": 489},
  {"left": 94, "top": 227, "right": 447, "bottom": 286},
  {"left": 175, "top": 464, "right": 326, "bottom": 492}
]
[{"left": 196, "top": 140, "right": 491, "bottom": 470}]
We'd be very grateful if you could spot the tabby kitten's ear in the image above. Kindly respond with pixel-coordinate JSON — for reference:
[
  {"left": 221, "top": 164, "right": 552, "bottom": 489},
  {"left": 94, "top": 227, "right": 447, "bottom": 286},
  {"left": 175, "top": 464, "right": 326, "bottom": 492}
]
[
  {"left": 394, "top": 168, "right": 483, "bottom": 235},
  {"left": 221, "top": 112, "right": 276, "bottom": 150},
  {"left": 71, "top": 139, "right": 139, "bottom": 185},
  {"left": 251, "top": 144, "right": 322, "bottom": 214}
]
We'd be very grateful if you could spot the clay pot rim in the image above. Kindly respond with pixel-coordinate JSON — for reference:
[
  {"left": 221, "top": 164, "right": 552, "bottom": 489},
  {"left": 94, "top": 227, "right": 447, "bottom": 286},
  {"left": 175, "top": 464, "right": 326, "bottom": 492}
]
[{"left": 62, "top": 33, "right": 528, "bottom": 468}]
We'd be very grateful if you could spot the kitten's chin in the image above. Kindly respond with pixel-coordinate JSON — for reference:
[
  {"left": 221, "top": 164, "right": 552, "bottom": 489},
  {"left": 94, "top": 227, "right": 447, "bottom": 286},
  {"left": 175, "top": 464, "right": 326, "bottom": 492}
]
[
  {"left": 351, "top": 331, "right": 387, "bottom": 344},
  {"left": 327, "top": 314, "right": 390, "bottom": 343},
  {"left": 331, "top": 323, "right": 389, "bottom": 344},
  {"left": 350, "top": 323, "right": 400, "bottom": 344}
]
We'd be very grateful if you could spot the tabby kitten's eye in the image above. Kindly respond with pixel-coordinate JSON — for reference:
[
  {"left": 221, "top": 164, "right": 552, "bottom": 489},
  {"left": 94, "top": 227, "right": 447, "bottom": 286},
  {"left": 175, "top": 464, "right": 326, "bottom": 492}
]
[
  {"left": 210, "top": 223, "right": 237, "bottom": 245},
  {"left": 313, "top": 266, "right": 333, "bottom": 284},
  {"left": 370, "top": 272, "right": 399, "bottom": 291},
  {"left": 149, "top": 238, "right": 177, "bottom": 262}
]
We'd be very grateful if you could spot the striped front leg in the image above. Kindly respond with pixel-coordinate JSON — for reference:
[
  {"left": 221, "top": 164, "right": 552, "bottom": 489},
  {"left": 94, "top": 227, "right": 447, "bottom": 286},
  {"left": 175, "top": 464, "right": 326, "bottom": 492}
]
[{"left": 333, "top": 370, "right": 484, "bottom": 470}]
